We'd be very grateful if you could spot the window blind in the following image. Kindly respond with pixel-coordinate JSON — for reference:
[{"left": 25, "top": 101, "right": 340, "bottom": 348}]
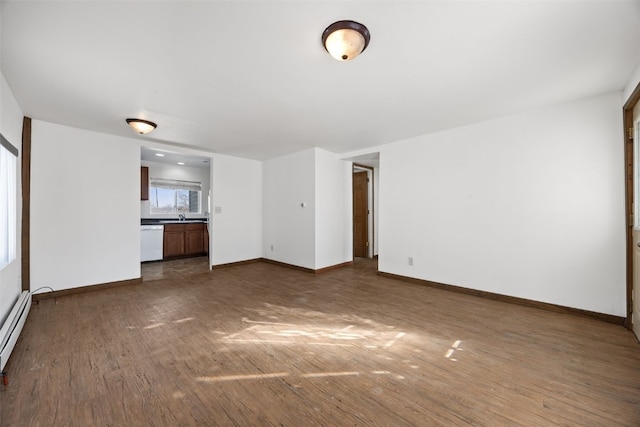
[{"left": 149, "top": 178, "right": 202, "bottom": 192}]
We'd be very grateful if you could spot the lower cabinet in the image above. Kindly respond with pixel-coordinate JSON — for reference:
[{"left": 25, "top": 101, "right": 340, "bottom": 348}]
[
  {"left": 163, "top": 225, "right": 186, "bottom": 258},
  {"left": 185, "top": 225, "right": 205, "bottom": 256},
  {"left": 163, "top": 223, "right": 207, "bottom": 259}
]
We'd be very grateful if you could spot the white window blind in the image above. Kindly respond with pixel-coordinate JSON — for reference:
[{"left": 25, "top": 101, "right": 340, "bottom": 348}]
[
  {"left": 0, "top": 134, "right": 18, "bottom": 270},
  {"left": 149, "top": 178, "right": 201, "bottom": 192}
]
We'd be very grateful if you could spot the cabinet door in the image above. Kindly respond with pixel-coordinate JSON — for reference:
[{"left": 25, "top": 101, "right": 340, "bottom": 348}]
[
  {"left": 185, "top": 227, "right": 205, "bottom": 255},
  {"left": 203, "top": 224, "right": 209, "bottom": 254},
  {"left": 163, "top": 226, "right": 185, "bottom": 258},
  {"left": 141, "top": 166, "right": 149, "bottom": 201}
]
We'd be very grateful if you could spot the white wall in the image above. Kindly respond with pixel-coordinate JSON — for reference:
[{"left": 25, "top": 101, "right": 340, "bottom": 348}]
[
  {"left": 263, "top": 149, "right": 316, "bottom": 269},
  {"left": 0, "top": 72, "right": 23, "bottom": 323},
  {"left": 379, "top": 92, "right": 626, "bottom": 316},
  {"left": 315, "top": 148, "right": 352, "bottom": 269},
  {"left": 26, "top": 121, "right": 262, "bottom": 285},
  {"left": 210, "top": 153, "right": 262, "bottom": 266},
  {"left": 140, "top": 160, "right": 210, "bottom": 219},
  {"left": 30, "top": 121, "right": 140, "bottom": 292},
  {"left": 624, "top": 60, "right": 640, "bottom": 102},
  {"left": 263, "top": 148, "right": 352, "bottom": 270}
]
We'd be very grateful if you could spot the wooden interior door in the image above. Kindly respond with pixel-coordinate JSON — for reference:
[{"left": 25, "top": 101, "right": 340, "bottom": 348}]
[
  {"left": 633, "top": 111, "right": 640, "bottom": 339},
  {"left": 624, "top": 80, "right": 640, "bottom": 334},
  {"left": 353, "top": 171, "right": 368, "bottom": 258}
]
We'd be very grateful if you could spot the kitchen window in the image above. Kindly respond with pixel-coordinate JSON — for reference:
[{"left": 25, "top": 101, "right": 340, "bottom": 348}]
[
  {"left": 149, "top": 178, "right": 201, "bottom": 215},
  {"left": 0, "top": 133, "right": 18, "bottom": 271}
]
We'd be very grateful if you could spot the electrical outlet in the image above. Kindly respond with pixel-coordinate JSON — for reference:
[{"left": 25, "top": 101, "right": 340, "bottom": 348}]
[
  {"left": 270, "top": 244, "right": 274, "bottom": 251},
  {"left": 408, "top": 257, "right": 414, "bottom": 266}
]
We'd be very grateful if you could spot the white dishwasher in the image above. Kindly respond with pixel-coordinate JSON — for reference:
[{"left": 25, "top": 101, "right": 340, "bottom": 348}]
[{"left": 141, "top": 225, "right": 164, "bottom": 262}]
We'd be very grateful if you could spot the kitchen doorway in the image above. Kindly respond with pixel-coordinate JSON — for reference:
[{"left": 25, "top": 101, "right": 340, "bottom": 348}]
[{"left": 140, "top": 147, "right": 212, "bottom": 271}]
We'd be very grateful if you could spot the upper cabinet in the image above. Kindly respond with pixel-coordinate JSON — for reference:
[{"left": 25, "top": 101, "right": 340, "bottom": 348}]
[{"left": 141, "top": 166, "right": 149, "bottom": 200}]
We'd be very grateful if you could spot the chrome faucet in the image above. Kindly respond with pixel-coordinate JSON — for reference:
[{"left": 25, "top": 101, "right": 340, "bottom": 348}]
[{"left": 178, "top": 213, "right": 186, "bottom": 221}]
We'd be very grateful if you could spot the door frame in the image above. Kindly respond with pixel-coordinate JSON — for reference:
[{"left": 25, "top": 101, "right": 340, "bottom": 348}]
[
  {"left": 353, "top": 163, "right": 375, "bottom": 258},
  {"left": 623, "top": 81, "right": 640, "bottom": 330}
]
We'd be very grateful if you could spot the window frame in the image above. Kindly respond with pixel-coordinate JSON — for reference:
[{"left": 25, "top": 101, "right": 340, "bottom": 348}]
[
  {"left": 149, "top": 178, "right": 202, "bottom": 215},
  {"left": 0, "top": 133, "right": 18, "bottom": 271}
]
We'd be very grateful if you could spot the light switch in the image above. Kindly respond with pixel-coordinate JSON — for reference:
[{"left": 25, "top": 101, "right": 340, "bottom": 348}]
[{"left": 214, "top": 206, "right": 222, "bottom": 213}]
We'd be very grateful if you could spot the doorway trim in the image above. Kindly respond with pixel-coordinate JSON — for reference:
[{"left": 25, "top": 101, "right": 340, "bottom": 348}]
[
  {"left": 623, "top": 80, "right": 640, "bottom": 330},
  {"left": 353, "top": 163, "right": 375, "bottom": 258},
  {"left": 21, "top": 117, "right": 31, "bottom": 292}
]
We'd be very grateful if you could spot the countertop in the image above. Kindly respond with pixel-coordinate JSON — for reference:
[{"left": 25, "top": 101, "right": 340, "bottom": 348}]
[{"left": 141, "top": 218, "right": 208, "bottom": 225}]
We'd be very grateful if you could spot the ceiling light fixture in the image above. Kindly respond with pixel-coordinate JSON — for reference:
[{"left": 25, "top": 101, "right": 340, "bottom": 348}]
[
  {"left": 126, "top": 118, "right": 157, "bottom": 135},
  {"left": 322, "top": 20, "right": 370, "bottom": 61},
  {"left": 155, "top": 153, "right": 165, "bottom": 157}
]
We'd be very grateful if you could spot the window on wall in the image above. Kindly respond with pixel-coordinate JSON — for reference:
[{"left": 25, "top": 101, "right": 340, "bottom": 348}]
[
  {"left": 0, "top": 134, "right": 18, "bottom": 270},
  {"left": 149, "top": 178, "right": 201, "bottom": 215}
]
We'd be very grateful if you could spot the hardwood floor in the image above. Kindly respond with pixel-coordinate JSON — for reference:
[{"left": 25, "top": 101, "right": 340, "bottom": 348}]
[{"left": 2, "top": 258, "right": 639, "bottom": 426}]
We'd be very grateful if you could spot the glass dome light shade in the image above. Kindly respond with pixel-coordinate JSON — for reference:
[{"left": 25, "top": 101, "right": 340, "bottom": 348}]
[
  {"left": 126, "top": 118, "right": 157, "bottom": 134},
  {"left": 322, "top": 20, "right": 370, "bottom": 62}
]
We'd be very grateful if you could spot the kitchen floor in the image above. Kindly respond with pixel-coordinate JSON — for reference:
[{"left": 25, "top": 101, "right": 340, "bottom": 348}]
[{"left": 141, "top": 256, "right": 210, "bottom": 281}]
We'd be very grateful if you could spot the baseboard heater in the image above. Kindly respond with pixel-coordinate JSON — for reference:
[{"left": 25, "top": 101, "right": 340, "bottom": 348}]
[{"left": 0, "top": 291, "right": 31, "bottom": 372}]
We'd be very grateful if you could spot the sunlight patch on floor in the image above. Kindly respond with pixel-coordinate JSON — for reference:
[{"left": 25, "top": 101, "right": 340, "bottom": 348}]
[
  {"left": 445, "top": 339, "right": 463, "bottom": 362},
  {"left": 301, "top": 371, "right": 360, "bottom": 378},
  {"left": 144, "top": 323, "right": 166, "bottom": 330},
  {"left": 196, "top": 372, "right": 290, "bottom": 383},
  {"left": 196, "top": 370, "right": 403, "bottom": 384},
  {"left": 384, "top": 332, "right": 406, "bottom": 348},
  {"left": 222, "top": 305, "right": 409, "bottom": 350},
  {"left": 173, "top": 317, "right": 194, "bottom": 323},
  {"left": 128, "top": 317, "right": 195, "bottom": 330}
]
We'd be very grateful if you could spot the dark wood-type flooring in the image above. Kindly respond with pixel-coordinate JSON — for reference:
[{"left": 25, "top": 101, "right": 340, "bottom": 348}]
[{"left": 2, "top": 258, "right": 639, "bottom": 426}]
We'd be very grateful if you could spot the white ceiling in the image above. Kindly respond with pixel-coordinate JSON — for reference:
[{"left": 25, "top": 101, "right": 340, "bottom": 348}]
[
  {"left": 2, "top": 1, "right": 640, "bottom": 161},
  {"left": 141, "top": 146, "right": 211, "bottom": 169}
]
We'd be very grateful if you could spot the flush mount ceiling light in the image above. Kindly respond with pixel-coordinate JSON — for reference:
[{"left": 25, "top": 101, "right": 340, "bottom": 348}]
[
  {"left": 322, "top": 20, "right": 370, "bottom": 61},
  {"left": 126, "top": 118, "right": 157, "bottom": 135}
]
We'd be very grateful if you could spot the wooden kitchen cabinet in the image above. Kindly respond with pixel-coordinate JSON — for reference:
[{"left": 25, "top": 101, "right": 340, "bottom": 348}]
[
  {"left": 141, "top": 166, "right": 149, "bottom": 200},
  {"left": 163, "top": 223, "right": 207, "bottom": 259},
  {"left": 185, "top": 223, "right": 205, "bottom": 256},
  {"left": 163, "top": 224, "right": 186, "bottom": 258}
]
